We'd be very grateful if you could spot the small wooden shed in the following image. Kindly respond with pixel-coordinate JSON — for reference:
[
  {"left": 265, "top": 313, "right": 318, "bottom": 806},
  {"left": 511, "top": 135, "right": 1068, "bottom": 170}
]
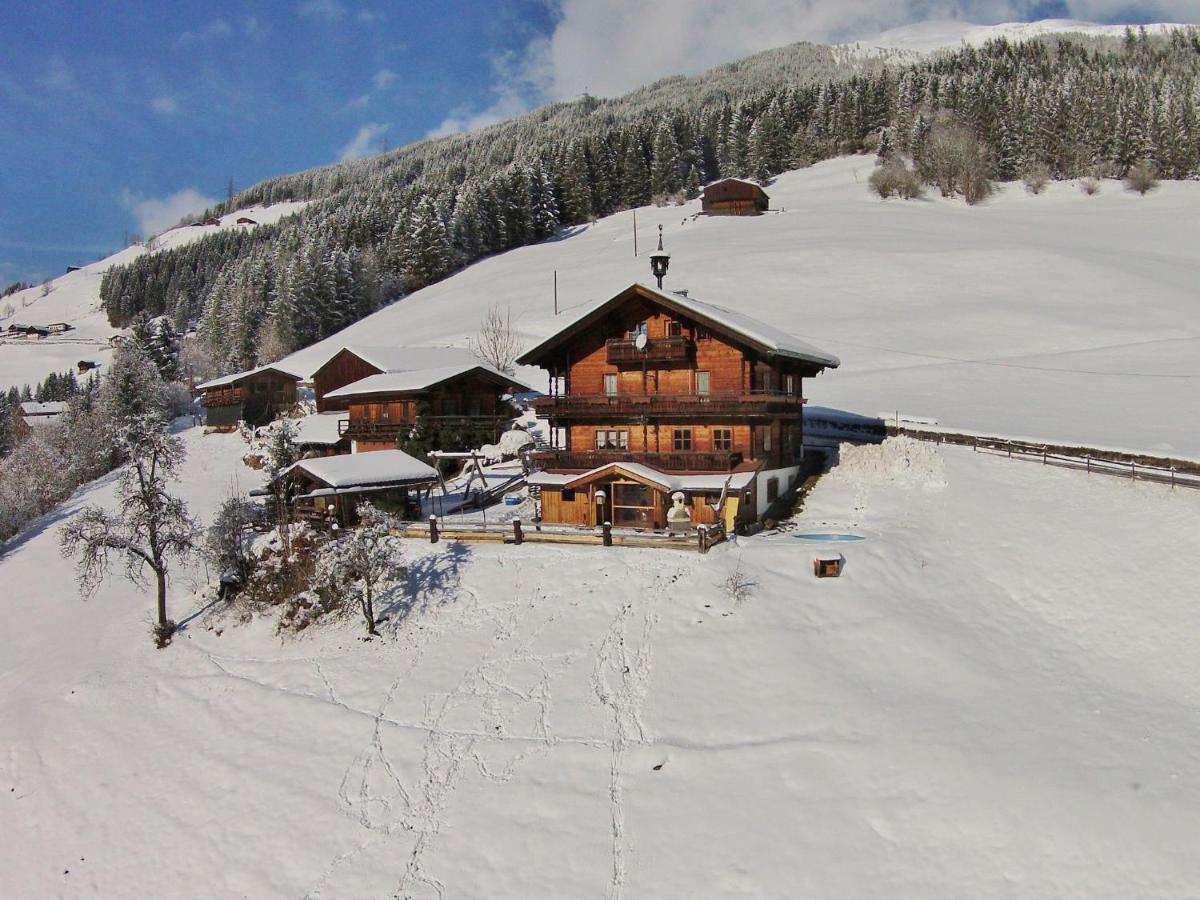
[
  {"left": 197, "top": 364, "right": 302, "bottom": 427},
  {"left": 701, "top": 178, "right": 770, "bottom": 216}
]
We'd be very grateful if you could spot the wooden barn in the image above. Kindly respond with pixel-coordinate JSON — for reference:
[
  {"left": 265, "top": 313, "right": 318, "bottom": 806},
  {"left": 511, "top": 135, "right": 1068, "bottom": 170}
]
[
  {"left": 323, "top": 362, "right": 529, "bottom": 453},
  {"left": 278, "top": 449, "right": 438, "bottom": 526},
  {"left": 518, "top": 279, "right": 838, "bottom": 533},
  {"left": 700, "top": 178, "right": 769, "bottom": 216},
  {"left": 197, "top": 364, "right": 302, "bottom": 428},
  {"left": 312, "top": 345, "right": 481, "bottom": 412},
  {"left": 17, "top": 401, "right": 68, "bottom": 437}
]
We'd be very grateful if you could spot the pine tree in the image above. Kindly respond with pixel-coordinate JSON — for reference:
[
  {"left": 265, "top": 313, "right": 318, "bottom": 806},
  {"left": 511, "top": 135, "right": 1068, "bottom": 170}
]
[{"left": 650, "top": 120, "right": 682, "bottom": 197}]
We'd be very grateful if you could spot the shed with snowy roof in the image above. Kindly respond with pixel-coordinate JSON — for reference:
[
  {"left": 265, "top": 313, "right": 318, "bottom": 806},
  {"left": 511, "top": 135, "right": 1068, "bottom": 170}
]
[
  {"left": 701, "top": 178, "right": 769, "bottom": 216},
  {"left": 279, "top": 449, "right": 438, "bottom": 525},
  {"left": 196, "top": 364, "right": 302, "bottom": 427}
]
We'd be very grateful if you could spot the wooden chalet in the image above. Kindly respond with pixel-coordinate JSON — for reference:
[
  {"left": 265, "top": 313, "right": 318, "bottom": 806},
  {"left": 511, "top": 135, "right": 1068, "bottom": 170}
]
[
  {"left": 701, "top": 178, "right": 770, "bottom": 216},
  {"left": 278, "top": 449, "right": 438, "bottom": 526},
  {"left": 517, "top": 280, "right": 838, "bottom": 532},
  {"left": 197, "top": 364, "right": 302, "bottom": 427},
  {"left": 17, "top": 400, "right": 68, "bottom": 437},
  {"left": 323, "top": 360, "right": 530, "bottom": 453},
  {"left": 313, "top": 345, "right": 482, "bottom": 411}
]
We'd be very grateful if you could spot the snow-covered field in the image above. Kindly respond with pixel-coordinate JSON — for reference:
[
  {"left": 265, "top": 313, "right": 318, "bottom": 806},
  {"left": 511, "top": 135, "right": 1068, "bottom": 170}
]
[
  {"left": 3, "top": 423, "right": 1199, "bottom": 897},
  {"left": 0, "top": 202, "right": 307, "bottom": 390},
  {"left": 280, "top": 157, "right": 1200, "bottom": 459}
]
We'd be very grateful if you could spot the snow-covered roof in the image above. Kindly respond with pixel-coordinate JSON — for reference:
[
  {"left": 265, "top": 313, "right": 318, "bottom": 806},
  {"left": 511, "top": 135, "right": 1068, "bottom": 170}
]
[
  {"left": 326, "top": 345, "right": 479, "bottom": 375},
  {"left": 701, "top": 177, "right": 768, "bottom": 193},
  {"left": 20, "top": 401, "right": 68, "bottom": 416},
  {"left": 517, "top": 282, "right": 839, "bottom": 369},
  {"left": 324, "top": 362, "right": 531, "bottom": 400},
  {"left": 196, "top": 363, "right": 303, "bottom": 391},
  {"left": 282, "top": 449, "right": 437, "bottom": 489},
  {"left": 529, "top": 462, "right": 756, "bottom": 494},
  {"left": 292, "top": 412, "right": 346, "bottom": 446}
]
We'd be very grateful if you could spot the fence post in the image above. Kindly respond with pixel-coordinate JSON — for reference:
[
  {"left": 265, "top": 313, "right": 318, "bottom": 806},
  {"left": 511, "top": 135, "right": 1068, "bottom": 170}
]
[
  {"left": 513, "top": 519, "right": 523, "bottom": 545},
  {"left": 698, "top": 524, "right": 708, "bottom": 554},
  {"left": 1171, "top": 467, "right": 1176, "bottom": 489},
  {"left": 1131, "top": 459, "right": 1136, "bottom": 479},
  {"left": 602, "top": 521, "right": 612, "bottom": 547},
  {"left": 429, "top": 515, "right": 439, "bottom": 543},
  {"left": 1043, "top": 448, "right": 1047, "bottom": 465},
  {"left": 1086, "top": 455, "right": 1091, "bottom": 474}
]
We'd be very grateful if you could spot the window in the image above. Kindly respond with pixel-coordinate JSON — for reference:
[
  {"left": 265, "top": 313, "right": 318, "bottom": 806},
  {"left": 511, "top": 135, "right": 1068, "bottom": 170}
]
[
  {"left": 595, "top": 430, "right": 628, "bottom": 450},
  {"left": 673, "top": 429, "right": 692, "bottom": 451},
  {"left": 783, "top": 374, "right": 796, "bottom": 395},
  {"left": 561, "top": 489, "right": 576, "bottom": 502},
  {"left": 612, "top": 481, "right": 654, "bottom": 527},
  {"left": 713, "top": 428, "right": 732, "bottom": 451},
  {"left": 758, "top": 425, "right": 773, "bottom": 453},
  {"left": 696, "top": 326, "right": 710, "bottom": 341},
  {"left": 603, "top": 373, "right": 617, "bottom": 397},
  {"left": 380, "top": 404, "right": 390, "bottom": 421},
  {"left": 667, "top": 320, "right": 683, "bottom": 337},
  {"left": 626, "top": 322, "right": 648, "bottom": 340},
  {"left": 760, "top": 370, "right": 773, "bottom": 392},
  {"left": 766, "top": 477, "right": 779, "bottom": 502},
  {"left": 696, "top": 371, "right": 710, "bottom": 396}
]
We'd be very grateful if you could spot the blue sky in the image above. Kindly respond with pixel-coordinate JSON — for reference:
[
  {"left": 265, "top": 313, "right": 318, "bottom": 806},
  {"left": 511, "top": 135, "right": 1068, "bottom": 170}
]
[{"left": 1, "top": 0, "right": 1193, "bottom": 286}]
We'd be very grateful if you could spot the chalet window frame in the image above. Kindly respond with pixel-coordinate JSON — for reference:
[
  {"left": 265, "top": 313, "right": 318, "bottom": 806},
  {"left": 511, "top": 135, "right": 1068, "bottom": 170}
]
[
  {"left": 561, "top": 489, "right": 576, "bottom": 502},
  {"left": 696, "top": 371, "right": 710, "bottom": 397},
  {"left": 783, "top": 374, "right": 796, "bottom": 395},
  {"left": 603, "top": 373, "right": 618, "bottom": 397},
  {"left": 712, "top": 428, "right": 733, "bottom": 451},
  {"left": 595, "top": 429, "right": 629, "bottom": 450},
  {"left": 667, "top": 320, "right": 683, "bottom": 337},
  {"left": 611, "top": 481, "right": 655, "bottom": 527},
  {"left": 673, "top": 428, "right": 693, "bottom": 451}
]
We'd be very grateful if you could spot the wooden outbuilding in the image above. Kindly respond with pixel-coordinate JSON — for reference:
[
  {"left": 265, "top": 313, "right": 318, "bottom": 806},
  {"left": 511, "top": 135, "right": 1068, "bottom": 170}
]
[
  {"left": 312, "top": 345, "right": 481, "bottom": 412},
  {"left": 518, "top": 280, "right": 838, "bottom": 532},
  {"left": 323, "top": 361, "right": 529, "bottom": 454},
  {"left": 700, "top": 178, "right": 770, "bottom": 216},
  {"left": 278, "top": 449, "right": 438, "bottom": 526},
  {"left": 236, "top": 217, "right": 258, "bottom": 226},
  {"left": 197, "top": 364, "right": 302, "bottom": 427}
]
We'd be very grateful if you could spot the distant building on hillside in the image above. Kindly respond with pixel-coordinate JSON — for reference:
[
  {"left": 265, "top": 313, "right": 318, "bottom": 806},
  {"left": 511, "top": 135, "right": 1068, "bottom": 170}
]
[
  {"left": 17, "top": 401, "right": 68, "bottom": 436},
  {"left": 197, "top": 364, "right": 302, "bottom": 428},
  {"left": 65, "top": 265, "right": 82, "bottom": 274},
  {"left": 701, "top": 178, "right": 769, "bottom": 216},
  {"left": 236, "top": 217, "right": 258, "bottom": 225},
  {"left": 46, "top": 322, "right": 72, "bottom": 334}
]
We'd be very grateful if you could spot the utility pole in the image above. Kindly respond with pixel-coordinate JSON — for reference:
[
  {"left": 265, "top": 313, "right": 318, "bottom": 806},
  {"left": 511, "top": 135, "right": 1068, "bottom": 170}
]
[
  {"left": 553, "top": 269, "right": 558, "bottom": 316},
  {"left": 633, "top": 210, "right": 638, "bottom": 256}
]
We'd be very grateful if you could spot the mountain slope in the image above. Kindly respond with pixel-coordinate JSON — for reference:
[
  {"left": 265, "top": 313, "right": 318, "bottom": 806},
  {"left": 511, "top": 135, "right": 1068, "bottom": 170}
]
[{"left": 280, "top": 156, "right": 1200, "bottom": 458}]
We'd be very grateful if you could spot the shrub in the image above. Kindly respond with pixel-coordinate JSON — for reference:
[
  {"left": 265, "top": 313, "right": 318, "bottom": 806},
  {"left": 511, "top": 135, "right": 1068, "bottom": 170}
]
[
  {"left": 1124, "top": 161, "right": 1159, "bottom": 195},
  {"left": 869, "top": 161, "right": 925, "bottom": 200},
  {"left": 1080, "top": 176, "right": 1101, "bottom": 196},
  {"left": 915, "top": 114, "right": 993, "bottom": 205},
  {"left": 1022, "top": 165, "right": 1050, "bottom": 195}
]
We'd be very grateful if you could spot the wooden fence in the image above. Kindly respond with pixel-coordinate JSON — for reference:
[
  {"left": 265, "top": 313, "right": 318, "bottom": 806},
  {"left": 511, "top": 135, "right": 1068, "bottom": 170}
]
[
  {"left": 885, "top": 426, "right": 1200, "bottom": 491},
  {"left": 392, "top": 516, "right": 728, "bottom": 553}
]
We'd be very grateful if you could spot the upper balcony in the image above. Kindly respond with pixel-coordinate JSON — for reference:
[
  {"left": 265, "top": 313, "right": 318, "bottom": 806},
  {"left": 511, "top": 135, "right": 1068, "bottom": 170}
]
[
  {"left": 202, "top": 387, "right": 245, "bottom": 408},
  {"left": 606, "top": 335, "right": 692, "bottom": 365},
  {"left": 526, "top": 448, "right": 743, "bottom": 473},
  {"left": 531, "top": 390, "right": 804, "bottom": 420}
]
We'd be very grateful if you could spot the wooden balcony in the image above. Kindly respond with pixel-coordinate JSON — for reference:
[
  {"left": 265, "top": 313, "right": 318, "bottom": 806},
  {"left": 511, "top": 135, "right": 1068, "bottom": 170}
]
[
  {"left": 202, "top": 387, "right": 244, "bottom": 408},
  {"left": 531, "top": 391, "right": 804, "bottom": 420},
  {"left": 527, "top": 449, "right": 743, "bottom": 473},
  {"left": 606, "top": 335, "right": 693, "bottom": 365},
  {"left": 339, "top": 415, "right": 511, "bottom": 440}
]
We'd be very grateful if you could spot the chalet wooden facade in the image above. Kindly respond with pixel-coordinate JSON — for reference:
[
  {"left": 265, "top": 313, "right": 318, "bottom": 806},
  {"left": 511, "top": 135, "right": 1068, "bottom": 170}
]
[
  {"left": 700, "top": 178, "right": 770, "bottom": 216},
  {"left": 313, "top": 345, "right": 481, "bottom": 412},
  {"left": 322, "top": 362, "right": 529, "bottom": 453},
  {"left": 197, "top": 364, "right": 301, "bottom": 427},
  {"left": 518, "top": 282, "right": 838, "bottom": 532}
]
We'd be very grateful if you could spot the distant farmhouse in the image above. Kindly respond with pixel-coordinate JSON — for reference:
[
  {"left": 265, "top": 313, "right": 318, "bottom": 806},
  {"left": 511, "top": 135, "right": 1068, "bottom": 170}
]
[
  {"left": 701, "top": 178, "right": 769, "bottom": 216},
  {"left": 197, "top": 365, "right": 302, "bottom": 428},
  {"left": 17, "top": 401, "right": 68, "bottom": 436}
]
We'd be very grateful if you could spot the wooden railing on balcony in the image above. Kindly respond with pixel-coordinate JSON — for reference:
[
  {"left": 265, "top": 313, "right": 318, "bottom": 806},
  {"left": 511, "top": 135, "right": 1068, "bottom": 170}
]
[
  {"left": 339, "top": 415, "right": 512, "bottom": 438},
  {"left": 531, "top": 391, "right": 804, "bottom": 419},
  {"left": 202, "top": 387, "right": 244, "bottom": 408},
  {"left": 527, "top": 449, "right": 743, "bottom": 472},
  {"left": 606, "top": 335, "right": 693, "bottom": 364}
]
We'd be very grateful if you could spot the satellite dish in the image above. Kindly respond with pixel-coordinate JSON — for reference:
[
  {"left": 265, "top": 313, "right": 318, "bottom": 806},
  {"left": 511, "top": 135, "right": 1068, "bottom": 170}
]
[{"left": 634, "top": 332, "right": 648, "bottom": 351}]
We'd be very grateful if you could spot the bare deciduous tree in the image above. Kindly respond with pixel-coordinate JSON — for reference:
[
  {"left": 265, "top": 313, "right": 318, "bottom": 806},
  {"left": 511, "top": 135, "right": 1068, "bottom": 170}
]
[
  {"left": 916, "top": 114, "right": 994, "bottom": 205},
  {"left": 474, "top": 305, "right": 523, "bottom": 374},
  {"left": 324, "top": 502, "right": 403, "bottom": 636},
  {"left": 60, "top": 421, "right": 198, "bottom": 647},
  {"left": 1124, "top": 160, "right": 1159, "bottom": 195}
]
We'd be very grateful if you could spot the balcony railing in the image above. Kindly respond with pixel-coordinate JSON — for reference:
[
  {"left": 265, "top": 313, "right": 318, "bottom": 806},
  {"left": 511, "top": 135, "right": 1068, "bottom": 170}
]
[
  {"left": 606, "top": 335, "right": 693, "bottom": 365},
  {"left": 531, "top": 391, "right": 804, "bottom": 419},
  {"left": 527, "top": 449, "right": 743, "bottom": 473},
  {"left": 338, "top": 414, "right": 512, "bottom": 438},
  {"left": 202, "top": 387, "right": 244, "bottom": 408}
]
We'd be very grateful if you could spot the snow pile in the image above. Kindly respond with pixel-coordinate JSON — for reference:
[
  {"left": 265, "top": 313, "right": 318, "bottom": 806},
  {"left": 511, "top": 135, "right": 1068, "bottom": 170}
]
[
  {"left": 830, "top": 435, "right": 946, "bottom": 488},
  {"left": 478, "top": 427, "right": 534, "bottom": 463}
]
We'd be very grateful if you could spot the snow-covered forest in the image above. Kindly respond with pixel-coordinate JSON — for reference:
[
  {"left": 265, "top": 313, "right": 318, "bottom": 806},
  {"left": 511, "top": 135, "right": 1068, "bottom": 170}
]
[{"left": 99, "top": 28, "right": 1200, "bottom": 375}]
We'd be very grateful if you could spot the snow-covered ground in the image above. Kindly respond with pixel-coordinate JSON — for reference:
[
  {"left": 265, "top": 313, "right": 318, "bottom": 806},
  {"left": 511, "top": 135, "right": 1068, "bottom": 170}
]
[
  {"left": 842, "top": 19, "right": 1190, "bottom": 57},
  {"left": 281, "top": 156, "right": 1200, "bottom": 458},
  {"left": 3, "top": 423, "right": 1200, "bottom": 897},
  {"left": 0, "top": 202, "right": 307, "bottom": 390}
]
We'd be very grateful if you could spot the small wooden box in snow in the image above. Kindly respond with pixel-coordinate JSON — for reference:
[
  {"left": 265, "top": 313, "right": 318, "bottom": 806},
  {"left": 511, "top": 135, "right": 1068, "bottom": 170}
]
[{"left": 813, "top": 555, "right": 845, "bottom": 578}]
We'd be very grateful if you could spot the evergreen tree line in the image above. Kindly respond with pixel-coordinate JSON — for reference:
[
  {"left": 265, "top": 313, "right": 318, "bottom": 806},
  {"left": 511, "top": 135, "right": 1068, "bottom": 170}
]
[{"left": 98, "top": 29, "right": 1200, "bottom": 375}]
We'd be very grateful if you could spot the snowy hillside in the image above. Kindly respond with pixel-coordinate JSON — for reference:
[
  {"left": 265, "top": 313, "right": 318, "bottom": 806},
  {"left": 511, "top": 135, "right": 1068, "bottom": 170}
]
[
  {"left": 3, "top": 422, "right": 1199, "bottom": 896},
  {"left": 0, "top": 202, "right": 306, "bottom": 389},
  {"left": 281, "top": 157, "right": 1200, "bottom": 459},
  {"left": 843, "top": 18, "right": 1191, "bottom": 57}
]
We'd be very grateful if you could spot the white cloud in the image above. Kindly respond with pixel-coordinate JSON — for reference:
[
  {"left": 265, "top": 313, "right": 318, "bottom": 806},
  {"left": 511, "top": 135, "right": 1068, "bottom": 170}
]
[
  {"left": 372, "top": 68, "right": 398, "bottom": 90},
  {"left": 177, "top": 18, "right": 233, "bottom": 46},
  {"left": 151, "top": 95, "right": 179, "bottom": 115},
  {"left": 338, "top": 122, "right": 389, "bottom": 161},
  {"left": 119, "top": 188, "right": 219, "bottom": 237},
  {"left": 297, "top": 0, "right": 347, "bottom": 21},
  {"left": 502, "top": 0, "right": 1200, "bottom": 102},
  {"left": 425, "top": 87, "right": 531, "bottom": 139},
  {"left": 357, "top": 9, "right": 384, "bottom": 24}
]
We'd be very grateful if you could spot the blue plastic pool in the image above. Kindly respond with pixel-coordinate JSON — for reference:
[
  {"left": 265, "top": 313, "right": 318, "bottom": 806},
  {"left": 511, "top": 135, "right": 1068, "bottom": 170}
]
[{"left": 794, "top": 533, "right": 864, "bottom": 542}]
